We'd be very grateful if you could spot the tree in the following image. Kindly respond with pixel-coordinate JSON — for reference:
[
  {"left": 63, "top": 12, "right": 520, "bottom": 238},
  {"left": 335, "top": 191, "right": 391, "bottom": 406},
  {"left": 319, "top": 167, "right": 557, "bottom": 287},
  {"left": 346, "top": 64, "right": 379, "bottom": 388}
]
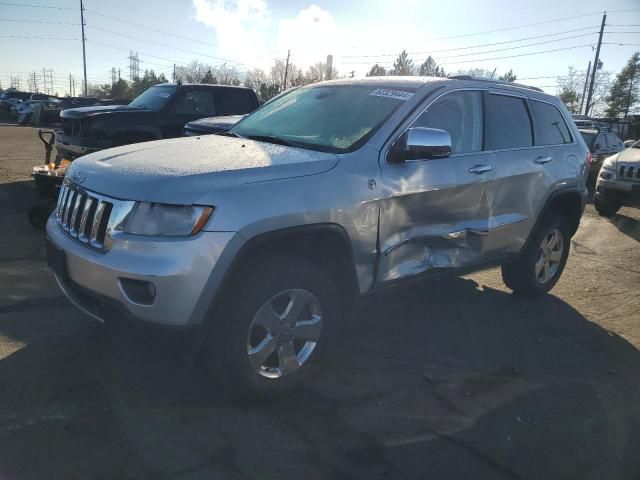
[
  {"left": 130, "top": 70, "right": 167, "bottom": 97},
  {"left": 499, "top": 69, "right": 517, "bottom": 82},
  {"left": 454, "top": 68, "right": 495, "bottom": 79},
  {"left": 418, "top": 56, "right": 445, "bottom": 77},
  {"left": 556, "top": 66, "right": 583, "bottom": 113},
  {"left": 367, "top": 64, "right": 387, "bottom": 76},
  {"left": 605, "top": 52, "right": 640, "bottom": 117},
  {"left": 201, "top": 69, "right": 217, "bottom": 84},
  {"left": 391, "top": 50, "right": 414, "bottom": 76}
]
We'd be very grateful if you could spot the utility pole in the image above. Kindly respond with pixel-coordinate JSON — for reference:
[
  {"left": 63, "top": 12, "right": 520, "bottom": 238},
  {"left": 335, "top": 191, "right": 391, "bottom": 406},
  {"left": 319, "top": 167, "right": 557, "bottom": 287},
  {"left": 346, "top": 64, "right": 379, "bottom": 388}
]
[
  {"left": 72, "top": 77, "right": 75, "bottom": 96},
  {"left": 33, "top": 72, "right": 39, "bottom": 92},
  {"left": 283, "top": 49, "right": 290, "bottom": 90},
  {"left": 50, "top": 70, "right": 54, "bottom": 95},
  {"left": 69, "top": 74, "right": 72, "bottom": 96},
  {"left": 585, "top": 12, "right": 606, "bottom": 116},
  {"left": 580, "top": 61, "right": 591, "bottom": 115},
  {"left": 42, "top": 68, "right": 47, "bottom": 94},
  {"left": 80, "top": 0, "right": 88, "bottom": 96},
  {"left": 118, "top": 69, "right": 121, "bottom": 81},
  {"left": 111, "top": 67, "right": 116, "bottom": 85}
]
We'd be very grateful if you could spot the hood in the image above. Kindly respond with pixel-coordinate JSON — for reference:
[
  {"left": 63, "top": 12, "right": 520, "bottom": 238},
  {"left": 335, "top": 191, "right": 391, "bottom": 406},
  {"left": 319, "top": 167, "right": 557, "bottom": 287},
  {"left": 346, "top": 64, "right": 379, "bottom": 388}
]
[
  {"left": 616, "top": 147, "right": 640, "bottom": 164},
  {"left": 185, "top": 115, "right": 245, "bottom": 131},
  {"left": 67, "top": 135, "right": 339, "bottom": 204},
  {"left": 61, "top": 104, "right": 142, "bottom": 119}
]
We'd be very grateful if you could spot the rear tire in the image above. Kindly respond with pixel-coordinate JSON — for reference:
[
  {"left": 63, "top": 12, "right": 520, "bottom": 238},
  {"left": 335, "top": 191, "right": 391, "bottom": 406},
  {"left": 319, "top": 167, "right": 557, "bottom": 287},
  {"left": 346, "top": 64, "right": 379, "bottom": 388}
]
[
  {"left": 594, "top": 196, "right": 620, "bottom": 218},
  {"left": 501, "top": 214, "right": 571, "bottom": 296},
  {"left": 203, "top": 254, "right": 341, "bottom": 399}
]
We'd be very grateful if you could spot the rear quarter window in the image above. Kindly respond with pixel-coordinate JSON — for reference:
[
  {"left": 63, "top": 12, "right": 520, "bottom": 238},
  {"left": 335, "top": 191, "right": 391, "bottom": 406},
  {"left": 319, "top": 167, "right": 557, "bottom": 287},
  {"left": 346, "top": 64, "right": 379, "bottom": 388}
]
[
  {"left": 216, "top": 89, "right": 258, "bottom": 115},
  {"left": 531, "top": 100, "right": 572, "bottom": 145},
  {"left": 485, "top": 93, "right": 533, "bottom": 150}
]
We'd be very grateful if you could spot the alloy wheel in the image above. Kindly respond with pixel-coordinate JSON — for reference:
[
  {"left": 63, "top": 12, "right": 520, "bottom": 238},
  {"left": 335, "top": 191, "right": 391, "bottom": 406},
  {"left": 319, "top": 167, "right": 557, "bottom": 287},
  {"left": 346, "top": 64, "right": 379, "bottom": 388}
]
[
  {"left": 535, "top": 228, "right": 564, "bottom": 284},
  {"left": 246, "top": 289, "right": 322, "bottom": 378}
]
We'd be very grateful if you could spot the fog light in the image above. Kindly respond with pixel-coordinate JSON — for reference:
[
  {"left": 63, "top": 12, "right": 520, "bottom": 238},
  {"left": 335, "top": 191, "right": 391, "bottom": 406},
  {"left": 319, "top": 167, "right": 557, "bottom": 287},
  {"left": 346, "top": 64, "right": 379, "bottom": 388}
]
[
  {"left": 599, "top": 171, "right": 612, "bottom": 180},
  {"left": 119, "top": 278, "right": 156, "bottom": 305}
]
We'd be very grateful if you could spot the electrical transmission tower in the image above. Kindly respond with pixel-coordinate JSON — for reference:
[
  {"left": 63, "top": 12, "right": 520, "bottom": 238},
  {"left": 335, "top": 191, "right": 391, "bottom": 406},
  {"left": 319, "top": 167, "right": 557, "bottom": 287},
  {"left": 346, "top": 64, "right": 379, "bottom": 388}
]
[{"left": 128, "top": 51, "right": 140, "bottom": 81}]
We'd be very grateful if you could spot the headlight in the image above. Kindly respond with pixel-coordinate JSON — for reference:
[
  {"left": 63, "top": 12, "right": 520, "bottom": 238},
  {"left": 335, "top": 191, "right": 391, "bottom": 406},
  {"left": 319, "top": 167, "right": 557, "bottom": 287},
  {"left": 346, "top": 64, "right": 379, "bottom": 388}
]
[{"left": 123, "top": 202, "right": 213, "bottom": 236}]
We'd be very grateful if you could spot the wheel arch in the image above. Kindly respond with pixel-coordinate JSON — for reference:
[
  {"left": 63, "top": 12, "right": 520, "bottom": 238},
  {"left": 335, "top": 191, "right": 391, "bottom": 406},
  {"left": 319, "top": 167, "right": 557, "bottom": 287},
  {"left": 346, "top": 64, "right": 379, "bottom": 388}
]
[
  {"left": 208, "top": 223, "right": 361, "bottom": 322},
  {"left": 523, "top": 187, "right": 584, "bottom": 251}
]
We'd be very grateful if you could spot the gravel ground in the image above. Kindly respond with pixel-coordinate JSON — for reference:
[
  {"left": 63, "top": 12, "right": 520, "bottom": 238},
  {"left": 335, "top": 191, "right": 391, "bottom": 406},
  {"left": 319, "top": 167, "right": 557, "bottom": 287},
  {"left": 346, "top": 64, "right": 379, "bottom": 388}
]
[{"left": 1, "top": 124, "right": 639, "bottom": 480}]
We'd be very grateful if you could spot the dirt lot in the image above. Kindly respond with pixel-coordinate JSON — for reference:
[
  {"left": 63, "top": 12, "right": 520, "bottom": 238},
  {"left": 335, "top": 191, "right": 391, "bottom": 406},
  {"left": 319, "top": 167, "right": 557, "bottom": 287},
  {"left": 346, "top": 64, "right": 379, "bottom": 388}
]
[{"left": 1, "top": 125, "right": 639, "bottom": 480}]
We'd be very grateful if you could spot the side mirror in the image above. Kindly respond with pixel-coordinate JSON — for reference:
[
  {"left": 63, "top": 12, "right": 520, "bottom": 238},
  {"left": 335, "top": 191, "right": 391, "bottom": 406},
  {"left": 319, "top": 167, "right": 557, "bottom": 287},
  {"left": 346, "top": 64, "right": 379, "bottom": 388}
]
[{"left": 388, "top": 127, "right": 452, "bottom": 164}]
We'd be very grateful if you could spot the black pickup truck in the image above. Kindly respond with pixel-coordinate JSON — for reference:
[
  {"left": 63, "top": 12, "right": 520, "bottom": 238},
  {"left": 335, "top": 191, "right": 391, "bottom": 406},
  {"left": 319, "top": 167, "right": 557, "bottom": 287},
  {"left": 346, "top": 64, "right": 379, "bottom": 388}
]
[{"left": 56, "top": 83, "right": 259, "bottom": 159}]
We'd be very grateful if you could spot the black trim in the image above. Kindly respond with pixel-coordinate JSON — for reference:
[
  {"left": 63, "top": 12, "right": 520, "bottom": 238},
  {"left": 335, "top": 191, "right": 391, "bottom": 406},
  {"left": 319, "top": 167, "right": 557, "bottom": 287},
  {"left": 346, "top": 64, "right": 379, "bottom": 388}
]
[
  {"left": 520, "top": 187, "right": 584, "bottom": 252},
  {"left": 204, "top": 223, "right": 361, "bottom": 322}
]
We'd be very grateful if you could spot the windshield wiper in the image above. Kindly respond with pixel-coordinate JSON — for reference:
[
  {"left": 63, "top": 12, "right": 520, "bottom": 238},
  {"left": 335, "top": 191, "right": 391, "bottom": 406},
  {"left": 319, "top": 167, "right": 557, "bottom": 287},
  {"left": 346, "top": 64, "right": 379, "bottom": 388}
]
[
  {"left": 245, "top": 134, "right": 298, "bottom": 147},
  {"left": 217, "top": 131, "right": 242, "bottom": 138}
]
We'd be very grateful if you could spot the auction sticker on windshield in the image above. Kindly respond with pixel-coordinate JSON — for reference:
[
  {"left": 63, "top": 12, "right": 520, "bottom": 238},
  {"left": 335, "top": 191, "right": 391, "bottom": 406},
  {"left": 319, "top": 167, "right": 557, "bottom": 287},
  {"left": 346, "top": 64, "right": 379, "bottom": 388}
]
[{"left": 369, "top": 89, "right": 414, "bottom": 101}]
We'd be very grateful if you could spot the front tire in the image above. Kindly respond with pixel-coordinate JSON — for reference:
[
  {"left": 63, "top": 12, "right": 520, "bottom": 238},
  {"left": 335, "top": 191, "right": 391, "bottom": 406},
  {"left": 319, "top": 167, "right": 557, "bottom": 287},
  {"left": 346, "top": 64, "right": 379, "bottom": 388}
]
[
  {"left": 203, "top": 254, "right": 341, "bottom": 398},
  {"left": 501, "top": 214, "right": 571, "bottom": 296},
  {"left": 594, "top": 196, "right": 620, "bottom": 217}
]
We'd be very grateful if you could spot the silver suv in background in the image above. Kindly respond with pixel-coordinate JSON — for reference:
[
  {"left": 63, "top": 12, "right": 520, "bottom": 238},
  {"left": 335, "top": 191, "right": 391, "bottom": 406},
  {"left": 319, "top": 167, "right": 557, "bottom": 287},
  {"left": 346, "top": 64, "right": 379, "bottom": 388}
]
[
  {"left": 46, "top": 77, "right": 589, "bottom": 397},
  {"left": 594, "top": 139, "right": 640, "bottom": 216}
]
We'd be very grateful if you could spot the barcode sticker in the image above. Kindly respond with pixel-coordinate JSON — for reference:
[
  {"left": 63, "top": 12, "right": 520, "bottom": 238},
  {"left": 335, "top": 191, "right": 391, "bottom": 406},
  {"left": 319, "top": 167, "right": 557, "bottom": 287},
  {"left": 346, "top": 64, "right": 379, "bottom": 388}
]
[{"left": 369, "top": 89, "right": 413, "bottom": 101}]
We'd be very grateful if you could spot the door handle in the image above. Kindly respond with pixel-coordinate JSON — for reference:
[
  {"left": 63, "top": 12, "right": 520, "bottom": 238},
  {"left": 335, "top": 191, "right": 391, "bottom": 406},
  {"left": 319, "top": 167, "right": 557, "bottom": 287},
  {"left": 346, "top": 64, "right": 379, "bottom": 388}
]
[
  {"left": 468, "top": 164, "right": 492, "bottom": 174},
  {"left": 534, "top": 156, "right": 553, "bottom": 164}
]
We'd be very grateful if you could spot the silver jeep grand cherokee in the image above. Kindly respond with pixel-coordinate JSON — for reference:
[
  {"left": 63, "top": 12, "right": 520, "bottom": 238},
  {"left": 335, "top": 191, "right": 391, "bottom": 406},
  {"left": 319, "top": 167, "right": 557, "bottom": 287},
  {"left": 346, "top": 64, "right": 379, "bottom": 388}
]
[{"left": 47, "top": 77, "right": 589, "bottom": 396}]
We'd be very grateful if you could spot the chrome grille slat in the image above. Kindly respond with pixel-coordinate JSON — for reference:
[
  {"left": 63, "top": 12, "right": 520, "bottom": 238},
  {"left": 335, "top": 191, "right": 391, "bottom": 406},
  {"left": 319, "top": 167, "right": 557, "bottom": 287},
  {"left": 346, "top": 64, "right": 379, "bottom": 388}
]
[
  {"left": 69, "top": 193, "right": 84, "bottom": 237},
  {"left": 90, "top": 201, "right": 107, "bottom": 248},
  {"left": 78, "top": 197, "right": 95, "bottom": 242},
  {"left": 63, "top": 190, "right": 78, "bottom": 231},
  {"left": 56, "top": 180, "right": 117, "bottom": 250}
]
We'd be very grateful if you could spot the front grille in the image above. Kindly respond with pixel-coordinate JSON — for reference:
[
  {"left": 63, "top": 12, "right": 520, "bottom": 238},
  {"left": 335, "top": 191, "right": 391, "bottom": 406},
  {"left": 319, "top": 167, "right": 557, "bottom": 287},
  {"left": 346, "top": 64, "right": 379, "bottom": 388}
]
[
  {"left": 56, "top": 181, "right": 113, "bottom": 249},
  {"left": 62, "top": 118, "right": 86, "bottom": 137},
  {"left": 618, "top": 164, "right": 640, "bottom": 181}
]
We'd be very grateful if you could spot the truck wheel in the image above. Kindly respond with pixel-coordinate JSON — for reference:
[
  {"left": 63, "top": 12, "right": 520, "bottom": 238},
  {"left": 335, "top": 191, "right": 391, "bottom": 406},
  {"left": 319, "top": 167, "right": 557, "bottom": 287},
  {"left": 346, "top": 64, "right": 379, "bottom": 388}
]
[
  {"left": 204, "top": 254, "right": 341, "bottom": 398},
  {"left": 594, "top": 196, "right": 620, "bottom": 218},
  {"left": 501, "top": 214, "right": 571, "bottom": 296}
]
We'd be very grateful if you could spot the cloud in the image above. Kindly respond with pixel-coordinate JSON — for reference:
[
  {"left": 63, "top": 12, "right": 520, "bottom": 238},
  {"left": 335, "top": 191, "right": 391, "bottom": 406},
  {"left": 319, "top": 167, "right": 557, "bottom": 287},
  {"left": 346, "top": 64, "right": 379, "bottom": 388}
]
[
  {"left": 277, "top": 4, "right": 338, "bottom": 69},
  {"left": 192, "top": 0, "right": 271, "bottom": 69}
]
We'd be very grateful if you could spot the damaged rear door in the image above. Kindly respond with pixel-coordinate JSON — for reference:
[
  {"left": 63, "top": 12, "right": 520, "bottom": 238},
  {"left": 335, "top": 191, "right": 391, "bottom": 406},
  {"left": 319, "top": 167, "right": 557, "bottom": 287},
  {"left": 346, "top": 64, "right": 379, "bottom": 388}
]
[{"left": 376, "top": 89, "right": 495, "bottom": 283}]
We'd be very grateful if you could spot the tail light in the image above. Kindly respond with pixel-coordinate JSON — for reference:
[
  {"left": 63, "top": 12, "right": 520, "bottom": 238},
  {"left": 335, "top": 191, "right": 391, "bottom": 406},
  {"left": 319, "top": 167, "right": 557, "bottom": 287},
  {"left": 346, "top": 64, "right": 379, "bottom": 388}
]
[{"left": 585, "top": 152, "right": 592, "bottom": 169}]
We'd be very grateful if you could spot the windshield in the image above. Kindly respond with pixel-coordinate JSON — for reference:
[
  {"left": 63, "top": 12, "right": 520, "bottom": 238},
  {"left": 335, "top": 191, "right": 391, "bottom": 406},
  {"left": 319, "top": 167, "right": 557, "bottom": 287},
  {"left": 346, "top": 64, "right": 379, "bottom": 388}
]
[
  {"left": 231, "top": 85, "right": 415, "bottom": 153},
  {"left": 580, "top": 131, "right": 596, "bottom": 147},
  {"left": 128, "top": 85, "right": 176, "bottom": 111}
]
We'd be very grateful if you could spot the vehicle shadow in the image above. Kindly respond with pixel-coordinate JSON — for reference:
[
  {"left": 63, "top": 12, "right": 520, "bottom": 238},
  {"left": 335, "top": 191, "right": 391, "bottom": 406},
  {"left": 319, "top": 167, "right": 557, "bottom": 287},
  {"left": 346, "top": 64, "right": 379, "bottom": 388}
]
[
  {"left": 610, "top": 213, "right": 640, "bottom": 243},
  {"left": 1, "top": 274, "right": 639, "bottom": 479}
]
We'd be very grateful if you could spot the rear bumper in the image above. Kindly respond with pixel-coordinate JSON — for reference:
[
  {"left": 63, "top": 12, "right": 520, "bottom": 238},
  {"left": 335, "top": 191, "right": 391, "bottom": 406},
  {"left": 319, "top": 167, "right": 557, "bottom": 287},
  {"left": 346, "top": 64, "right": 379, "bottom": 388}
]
[{"left": 46, "top": 214, "right": 244, "bottom": 328}]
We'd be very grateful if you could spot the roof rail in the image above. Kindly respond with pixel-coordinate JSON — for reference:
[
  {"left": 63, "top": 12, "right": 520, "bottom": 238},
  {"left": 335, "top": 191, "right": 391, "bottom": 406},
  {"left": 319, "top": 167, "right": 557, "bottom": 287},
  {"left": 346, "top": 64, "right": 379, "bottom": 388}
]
[{"left": 447, "top": 75, "right": 543, "bottom": 92}]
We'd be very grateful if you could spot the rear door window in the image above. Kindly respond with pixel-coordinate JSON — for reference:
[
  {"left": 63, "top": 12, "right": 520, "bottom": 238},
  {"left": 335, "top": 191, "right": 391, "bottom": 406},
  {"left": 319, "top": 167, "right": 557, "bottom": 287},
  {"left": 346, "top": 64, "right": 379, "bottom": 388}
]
[
  {"left": 412, "top": 90, "right": 483, "bottom": 154},
  {"left": 485, "top": 93, "right": 533, "bottom": 150},
  {"left": 531, "top": 100, "right": 572, "bottom": 145},
  {"left": 216, "top": 89, "right": 256, "bottom": 116},
  {"left": 174, "top": 90, "right": 216, "bottom": 115}
]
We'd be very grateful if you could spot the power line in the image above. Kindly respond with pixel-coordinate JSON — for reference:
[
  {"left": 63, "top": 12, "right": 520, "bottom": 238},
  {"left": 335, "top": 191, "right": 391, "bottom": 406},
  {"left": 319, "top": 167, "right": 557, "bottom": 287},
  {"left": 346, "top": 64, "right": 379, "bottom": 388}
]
[
  {"left": 341, "top": 26, "right": 599, "bottom": 59},
  {"left": 84, "top": 8, "right": 221, "bottom": 49},
  {"left": 0, "top": 2, "right": 75, "bottom": 10},
  {"left": 0, "top": 35, "right": 78, "bottom": 40},
  {"left": 86, "top": 25, "right": 241, "bottom": 65},
  {"left": 0, "top": 18, "right": 80, "bottom": 25},
  {"left": 436, "top": 44, "right": 595, "bottom": 66}
]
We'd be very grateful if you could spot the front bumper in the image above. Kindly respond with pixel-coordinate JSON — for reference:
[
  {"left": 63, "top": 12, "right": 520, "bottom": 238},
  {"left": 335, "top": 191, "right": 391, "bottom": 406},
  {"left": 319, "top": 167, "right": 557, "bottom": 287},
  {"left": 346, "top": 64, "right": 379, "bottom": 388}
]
[
  {"left": 595, "top": 177, "right": 640, "bottom": 206},
  {"left": 55, "top": 132, "right": 112, "bottom": 159},
  {"left": 46, "top": 215, "right": 242, "bottom": 327}
]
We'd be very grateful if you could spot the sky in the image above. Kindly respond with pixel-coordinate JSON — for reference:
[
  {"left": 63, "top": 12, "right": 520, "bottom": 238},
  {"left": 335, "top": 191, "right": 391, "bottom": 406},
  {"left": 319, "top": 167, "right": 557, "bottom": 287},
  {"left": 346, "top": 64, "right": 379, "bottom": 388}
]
[{"left": 1, "top": 0, "right": 639, "bottom": 96}]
